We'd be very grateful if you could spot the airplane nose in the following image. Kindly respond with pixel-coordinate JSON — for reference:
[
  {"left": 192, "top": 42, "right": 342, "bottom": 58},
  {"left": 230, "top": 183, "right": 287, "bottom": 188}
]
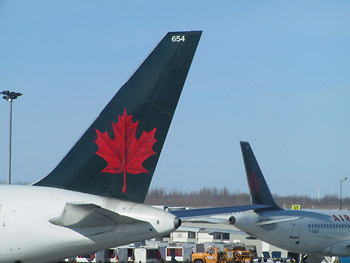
[{"left": 174, "top": 217, "right": 182, "bottom": 229}]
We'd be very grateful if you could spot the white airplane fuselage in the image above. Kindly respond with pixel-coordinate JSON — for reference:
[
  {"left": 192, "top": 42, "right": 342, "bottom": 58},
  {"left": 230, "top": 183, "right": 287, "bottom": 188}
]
[
  {"left": 233, "top": 209, "right": 350, "bottom": 256},
  {"left": 0, "top": 185, "right": 177, "bottom": 263}
]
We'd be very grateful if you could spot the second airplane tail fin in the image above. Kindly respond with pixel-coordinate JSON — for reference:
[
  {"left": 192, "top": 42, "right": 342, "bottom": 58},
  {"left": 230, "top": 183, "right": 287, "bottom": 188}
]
[{"left": 240, "top": 141, "right": 280, "bottom": 209}]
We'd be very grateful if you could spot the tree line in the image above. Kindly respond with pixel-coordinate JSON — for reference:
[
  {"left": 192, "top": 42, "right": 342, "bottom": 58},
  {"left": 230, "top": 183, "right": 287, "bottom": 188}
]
[{"left": 145, "top": 187, "right": 350, "bottom": 210}]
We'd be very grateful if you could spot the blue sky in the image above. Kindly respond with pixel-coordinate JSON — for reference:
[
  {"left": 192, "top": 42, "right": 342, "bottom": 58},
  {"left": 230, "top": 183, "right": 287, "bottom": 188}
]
[{"left": 1, "top": 1, "right": 350, "bottom": 198}]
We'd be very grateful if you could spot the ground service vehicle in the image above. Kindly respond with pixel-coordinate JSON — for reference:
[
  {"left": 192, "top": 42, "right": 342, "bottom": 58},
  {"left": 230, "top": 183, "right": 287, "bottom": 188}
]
[{"left": 192, "top": 246, "right": 253, "bottom": 263}]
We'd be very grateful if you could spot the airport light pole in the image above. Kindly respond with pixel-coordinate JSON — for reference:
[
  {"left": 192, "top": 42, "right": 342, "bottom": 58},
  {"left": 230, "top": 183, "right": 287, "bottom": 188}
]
[
  {"left": 340, "top": 177, "right": 348, "bottom": 210},
  {"left": 1, "top": 90, "right": 22, "bottom": 185}
]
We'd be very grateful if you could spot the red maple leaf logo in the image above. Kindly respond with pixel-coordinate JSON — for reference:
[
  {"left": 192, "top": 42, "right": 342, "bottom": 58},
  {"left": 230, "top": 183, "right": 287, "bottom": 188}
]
[
  {"left": 95, "top": 108, "right": 157, "bottom": 194},
  {"left": 249, "top": 172, "right": 262, "bottom": 195}
]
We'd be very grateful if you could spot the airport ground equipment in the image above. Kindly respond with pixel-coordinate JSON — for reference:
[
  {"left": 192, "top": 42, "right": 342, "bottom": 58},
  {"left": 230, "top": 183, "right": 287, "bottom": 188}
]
[
  {"left": 192, "top": 246, "right": 253, "bottom": 263},
  {"left": 166, "top": 246, "right": 192, "bottom": 262}
]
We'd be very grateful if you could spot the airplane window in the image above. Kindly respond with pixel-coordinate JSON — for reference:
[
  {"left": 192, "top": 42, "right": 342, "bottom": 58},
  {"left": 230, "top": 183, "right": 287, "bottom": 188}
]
[
  {"left": 308, "top": 224, "right": 310, "bottom": 228},
  {"left": 318, "top": 224, "right": 320, "bottom": 228}
]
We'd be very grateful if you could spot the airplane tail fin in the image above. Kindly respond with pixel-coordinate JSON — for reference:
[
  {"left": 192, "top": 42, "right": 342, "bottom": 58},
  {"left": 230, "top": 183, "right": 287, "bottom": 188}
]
[
  {"left": 34, "top": 31, "right": 202, "bottom": 203},
  {"left": 240, "top": 141, "right": 280, "bottom": 209}
]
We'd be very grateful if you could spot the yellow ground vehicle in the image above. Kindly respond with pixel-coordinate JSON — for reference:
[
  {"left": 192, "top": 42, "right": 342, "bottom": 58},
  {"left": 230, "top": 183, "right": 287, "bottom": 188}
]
[{"left": 192, "top": 246, "right": 253, "bottom": 263}]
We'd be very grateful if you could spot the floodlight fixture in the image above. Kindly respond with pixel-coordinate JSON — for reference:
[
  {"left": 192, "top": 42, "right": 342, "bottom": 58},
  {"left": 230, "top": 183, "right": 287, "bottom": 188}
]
[{"left": 1, "top": 90, "right": 22, "bottom": 184}]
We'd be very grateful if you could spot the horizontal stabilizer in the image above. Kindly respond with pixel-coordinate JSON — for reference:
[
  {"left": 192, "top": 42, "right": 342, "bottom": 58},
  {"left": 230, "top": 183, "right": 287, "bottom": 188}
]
[
  {"left": 180, "top": 217, "right": 232, "bottom": 224},
  {"left": 170, "top": 204, "right": 270, "bottom": 218},
  {"left": 255, "top": 216, "right": 301, "bottom": 226},
  {"left": 50, "top": 203, "right": 141, "bottom": 228}
]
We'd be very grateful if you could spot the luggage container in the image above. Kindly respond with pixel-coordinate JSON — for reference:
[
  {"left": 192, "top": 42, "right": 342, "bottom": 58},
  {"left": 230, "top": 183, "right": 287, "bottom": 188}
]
[
  {"left": 75, "top": 254, "right": 96, "bottom": 263},
  {"left": 95, "top": 249, "right": 118, "bottom": 263},
  {"left": 134, "top": 247, "right": 161, "bottom": 263},
  {"left": 166, "top": 247, "right": 192, "bottom": 263}
]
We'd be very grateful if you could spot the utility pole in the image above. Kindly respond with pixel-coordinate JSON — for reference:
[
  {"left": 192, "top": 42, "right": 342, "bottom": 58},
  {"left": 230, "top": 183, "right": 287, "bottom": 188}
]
[
  {"left": 1, "top": 90, "right": 22, "bottom": 184},
  {"left": 340, "top": 177, "right": 348, "bottom": 210}
]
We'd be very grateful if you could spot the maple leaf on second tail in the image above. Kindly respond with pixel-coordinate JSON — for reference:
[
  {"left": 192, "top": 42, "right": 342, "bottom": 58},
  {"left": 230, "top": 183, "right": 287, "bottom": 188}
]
[
  {"left": 248, "top": 172, "right": 262, "bottom": 195},
  {"left": 95, "top": 109, "right": 157, "bottom": 194}
]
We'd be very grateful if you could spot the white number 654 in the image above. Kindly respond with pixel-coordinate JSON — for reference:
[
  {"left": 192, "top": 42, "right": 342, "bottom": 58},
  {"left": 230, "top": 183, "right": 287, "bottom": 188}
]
[{"left": 171, "top": 35, "right": 185, "bottom": 42}]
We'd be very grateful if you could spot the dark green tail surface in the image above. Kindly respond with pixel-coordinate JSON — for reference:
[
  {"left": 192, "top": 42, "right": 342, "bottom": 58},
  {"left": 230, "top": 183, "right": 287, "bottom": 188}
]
[
  {"left": 35, "top": 31, "right": 202, "bottom": 203},
  {"left": 240, "top": 141, "right": 280, "bottom": 209}
]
